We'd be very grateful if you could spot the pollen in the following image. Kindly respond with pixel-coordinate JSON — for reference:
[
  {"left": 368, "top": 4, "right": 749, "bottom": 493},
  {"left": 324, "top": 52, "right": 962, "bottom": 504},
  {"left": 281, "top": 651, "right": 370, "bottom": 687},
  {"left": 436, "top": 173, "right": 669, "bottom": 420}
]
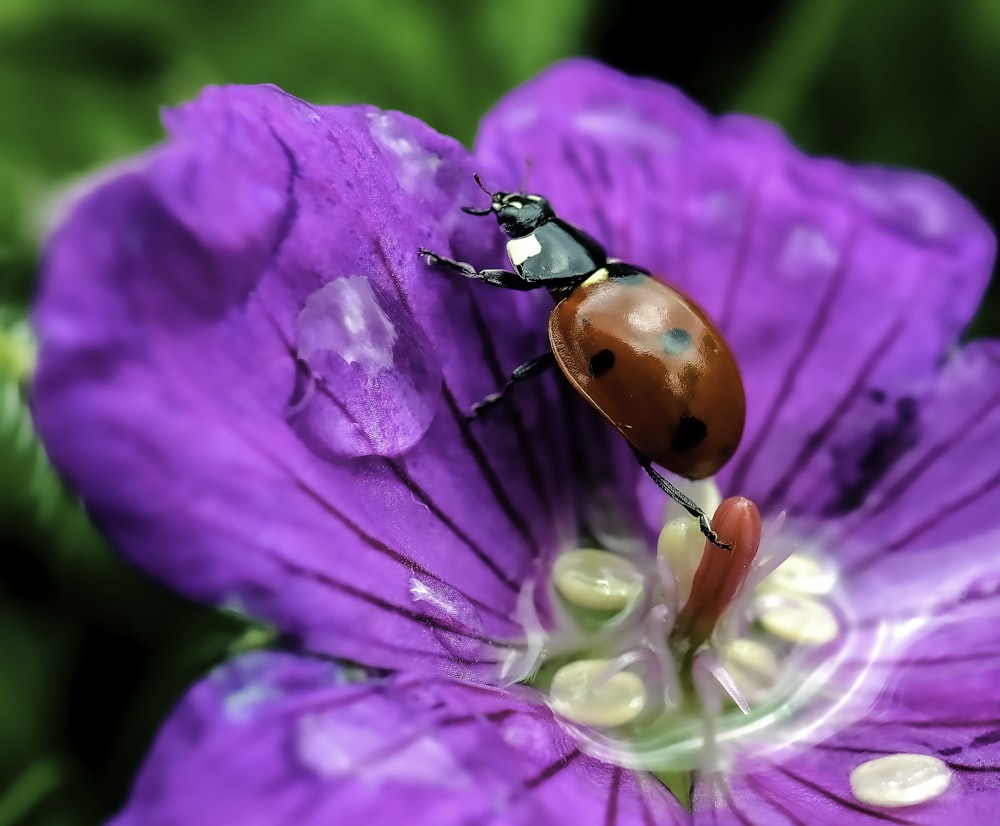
[
  {"left": 849, "top": 754, "right": 951, "bottom": 808},
  {"left": 552, "top": 549, "right": 646, "bottom": 612},
  {"left": 548, "top": 659, "right": 647, "bottom": 728},
  {"left": 755, "top": 591, "right": 839, "bottom": 646},
  {"left": 721, "top": 638, "right": 778, "bottom": 702},
  {"left": 757, "top": 553, "right": 836, "bottom": 596},
  {"left": 657, "top": 519, "right": 703, "bottom": 607}
]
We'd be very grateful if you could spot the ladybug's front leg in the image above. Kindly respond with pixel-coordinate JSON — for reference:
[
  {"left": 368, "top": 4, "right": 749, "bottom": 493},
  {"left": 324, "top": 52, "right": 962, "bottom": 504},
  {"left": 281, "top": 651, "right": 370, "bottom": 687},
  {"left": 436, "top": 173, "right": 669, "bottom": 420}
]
[
  {"left": 419, "top": 249, "right": 540, "bottom": 291},
  {"left": 469, "top": 352, "right": 556, "bottom": 420}
]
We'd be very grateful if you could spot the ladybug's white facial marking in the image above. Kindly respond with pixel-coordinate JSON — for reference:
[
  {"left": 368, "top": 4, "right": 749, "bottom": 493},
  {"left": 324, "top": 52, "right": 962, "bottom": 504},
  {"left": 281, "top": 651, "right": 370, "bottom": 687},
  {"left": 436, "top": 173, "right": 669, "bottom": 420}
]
[{"left": 506, "top": 233, "right": 542, "bottom": 268}]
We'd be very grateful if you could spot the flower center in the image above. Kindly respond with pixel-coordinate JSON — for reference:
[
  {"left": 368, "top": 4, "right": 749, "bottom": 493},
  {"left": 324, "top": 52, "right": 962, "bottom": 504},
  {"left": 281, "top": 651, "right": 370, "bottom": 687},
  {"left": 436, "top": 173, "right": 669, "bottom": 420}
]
[{"left": 502, "top": 480, "right": 853, "bottom": 776}]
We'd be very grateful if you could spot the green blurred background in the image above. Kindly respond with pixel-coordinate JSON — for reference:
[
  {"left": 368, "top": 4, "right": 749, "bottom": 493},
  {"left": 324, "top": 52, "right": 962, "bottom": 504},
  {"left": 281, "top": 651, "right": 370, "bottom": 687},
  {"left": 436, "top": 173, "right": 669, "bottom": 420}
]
[{"left": 1, "top": 1, "right": 998, "bottom": 823}]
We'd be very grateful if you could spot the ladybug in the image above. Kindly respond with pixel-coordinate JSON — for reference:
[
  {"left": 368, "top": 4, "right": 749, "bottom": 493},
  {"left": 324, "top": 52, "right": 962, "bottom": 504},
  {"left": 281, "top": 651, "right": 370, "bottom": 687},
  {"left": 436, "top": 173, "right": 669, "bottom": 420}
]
[{"left": 420, "top": 177, "right": 745, "bottom": 547}]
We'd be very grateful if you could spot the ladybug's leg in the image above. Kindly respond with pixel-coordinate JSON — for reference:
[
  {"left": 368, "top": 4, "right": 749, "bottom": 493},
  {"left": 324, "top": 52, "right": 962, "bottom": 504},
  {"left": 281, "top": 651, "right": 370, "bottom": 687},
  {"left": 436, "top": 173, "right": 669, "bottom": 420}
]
[
  {"left": 633, "top": 451, "right": 731, "bottom": 550},
  {"left": 419, "top": 249, "right": 540, "bottom": 291},
  {"left": 469, "top": 352, "right": 556, "bottom": 419}
]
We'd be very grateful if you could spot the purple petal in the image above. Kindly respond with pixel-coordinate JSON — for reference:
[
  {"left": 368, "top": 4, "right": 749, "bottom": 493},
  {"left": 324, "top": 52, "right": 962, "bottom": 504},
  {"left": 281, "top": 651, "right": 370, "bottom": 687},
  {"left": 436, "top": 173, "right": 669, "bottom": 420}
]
[
  {"left": 474, "top": 59, "right": 995, "bottom": 519},
  {"left": 815, "top": 341, "right": 1000, "bottom": 623},
  {"left": 697, "top": 607, "right": 1000, "bottom": 825},
  {"left": 696, "top": 346, "right": 1000, "bottom": 822},
  {"left": 33, "top": 84, "right": 584, "bottom": 672},
  {"left": 110, "top": 652, "right": 689, "bottom": 826}
]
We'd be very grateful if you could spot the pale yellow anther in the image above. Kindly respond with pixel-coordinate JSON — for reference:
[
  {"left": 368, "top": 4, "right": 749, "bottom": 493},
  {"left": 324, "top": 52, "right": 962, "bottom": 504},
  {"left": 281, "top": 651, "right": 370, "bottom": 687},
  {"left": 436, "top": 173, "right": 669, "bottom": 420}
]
[
  {"left": 722, "top": 638, "right": 779, "bottom": 702},
  {"left": 849, "top": 754, "right": 951, "bottom": 808},
  {"left": 548, "top": 659, "right": 647, "bottom": 728},
  {"left": 756, "top": 592, "right": 839, "bottom": 646},
  {"left": 758, "top": 554, "right": 836, "bottom": 596},
  {"left": 552, "top": 549, "right": 645, "bottom": 612},
  {"left": 657, "top": 519, "right": 703, "bottom": 607}
]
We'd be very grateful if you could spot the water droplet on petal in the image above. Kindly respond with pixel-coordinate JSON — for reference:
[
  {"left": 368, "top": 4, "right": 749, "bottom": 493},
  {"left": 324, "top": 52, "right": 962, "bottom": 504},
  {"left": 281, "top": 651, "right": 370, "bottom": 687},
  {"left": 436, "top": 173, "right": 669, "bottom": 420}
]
[
  {"left": 296, "top": 705, "right": 468, "bottom": 788},
  {"left": 409, "top": 575, "right": 486, "bottom": 660},
  {"left": 777, "top": 226, "right": 839, "bottom": 281},
  {"left": 850, "top": 753, "right": 951, "bottom": 808},
  {"left": 368, "top": 112, "right": 442, "bottom": 194},
  {"left": 287, "top": 276, "right": 440, "bottom": 458}
]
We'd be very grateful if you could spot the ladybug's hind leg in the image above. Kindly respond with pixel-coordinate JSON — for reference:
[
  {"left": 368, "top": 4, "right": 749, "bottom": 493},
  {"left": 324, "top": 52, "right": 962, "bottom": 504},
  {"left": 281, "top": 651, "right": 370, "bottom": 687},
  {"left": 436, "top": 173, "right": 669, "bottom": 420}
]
[
  {"left": 634, "top": 450, "right": 731, "bottom": 550},
  {"left": 469, "top": 352, "right": 556, "bottom": 420}
]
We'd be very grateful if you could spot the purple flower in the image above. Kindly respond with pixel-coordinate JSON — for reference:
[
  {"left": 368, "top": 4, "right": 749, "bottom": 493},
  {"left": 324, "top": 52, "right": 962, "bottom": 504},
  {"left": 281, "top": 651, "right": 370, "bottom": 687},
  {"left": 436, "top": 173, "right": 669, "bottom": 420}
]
[{"left": 32, "top": 59, "right": 1000, "bottom": 824}]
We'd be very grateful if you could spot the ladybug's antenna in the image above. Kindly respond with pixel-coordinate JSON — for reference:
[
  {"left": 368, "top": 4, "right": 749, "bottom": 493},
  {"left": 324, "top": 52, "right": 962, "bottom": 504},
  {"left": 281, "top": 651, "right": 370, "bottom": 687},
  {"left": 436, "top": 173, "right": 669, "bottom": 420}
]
[
  {"left": 520, "top": 157, "right": 533, "bottom": 192},
  {"left": 472, "top": 173, "right": 493, "bottom": 196},
  {"left": 462, "top": 173, "right": 495, "bottom": 216}
]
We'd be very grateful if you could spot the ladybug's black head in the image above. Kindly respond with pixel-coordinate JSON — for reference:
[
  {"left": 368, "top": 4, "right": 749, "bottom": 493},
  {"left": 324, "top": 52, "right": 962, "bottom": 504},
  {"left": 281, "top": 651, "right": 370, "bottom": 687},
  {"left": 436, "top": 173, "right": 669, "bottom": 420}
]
[
  {"left": 463, "top": 191, "right": 555, "bottom": 239},
  {"left": 492, "top": 193, "right": 555, "bottom": 238}
]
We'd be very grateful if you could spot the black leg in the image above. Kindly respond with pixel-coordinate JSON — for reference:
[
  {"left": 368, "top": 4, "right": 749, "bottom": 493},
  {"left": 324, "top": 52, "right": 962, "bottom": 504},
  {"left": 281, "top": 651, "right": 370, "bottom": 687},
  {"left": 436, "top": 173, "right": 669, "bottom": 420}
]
[
  {"left": 469, "top": 352, "right": 557, "bottom": 419},
  {"left": 634, "top": 449, "right": 731, "bottom": 550},
  {"left": 419, "top": 249, "right": 540, "bottom": 291}
]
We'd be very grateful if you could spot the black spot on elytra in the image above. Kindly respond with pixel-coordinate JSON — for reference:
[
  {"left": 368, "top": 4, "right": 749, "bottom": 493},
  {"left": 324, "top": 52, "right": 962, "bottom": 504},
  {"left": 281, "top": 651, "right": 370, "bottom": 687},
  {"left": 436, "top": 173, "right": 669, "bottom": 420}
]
[
  {"left": 662, "top": 327, "right": 693, "bottom": 355},
  {"left": 588, "top": 349, "right": 615, "bottom": 378},
  {"left": 671, "top": 414, "right": 708, "bottom": 453}
]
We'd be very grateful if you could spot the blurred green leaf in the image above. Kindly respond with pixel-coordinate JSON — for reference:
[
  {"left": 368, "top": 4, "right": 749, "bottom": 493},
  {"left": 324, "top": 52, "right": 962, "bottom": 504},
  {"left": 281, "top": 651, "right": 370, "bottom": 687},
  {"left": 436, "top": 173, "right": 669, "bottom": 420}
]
[
  {"left": 731, "top": 0, "right": 1000, "bottom": 334},
  {"left": 0, "top": 0, "right": 593, "bottom": 308},
  {"left": 0, "top": 308, "right": 254, "bottom": 822},
  {"left": 0, "top": 756, "right": 61, "bottom": 826}
]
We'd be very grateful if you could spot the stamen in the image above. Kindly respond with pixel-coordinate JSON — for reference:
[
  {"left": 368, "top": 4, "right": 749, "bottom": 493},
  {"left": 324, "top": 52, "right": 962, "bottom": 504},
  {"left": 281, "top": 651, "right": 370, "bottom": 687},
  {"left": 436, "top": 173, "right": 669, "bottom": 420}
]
[
  {"left": 755, "top": 591, "right": 839, "bottom": 646},
  {"left": 673, "top": 497, "right": 762, "bottom": 651},
  {"left": 552, "top": 549, "right": 645, "bottom": 612},
  {"left": 499, "top": 577, "right": 546, "bottom": 684},
  {"left": 524, "top": 481, "right": 854, "bottom": 778},
  {"left": 742, "top": 526, "right": 797, "bottom": 592},
  {"left": 643, "top": 606, "right": 683, "bottom": 705},
  {"left": 849, "top": 754, "right": 951, "bottom": 808},
  {"left": 698, "top": 649, "right": 749, "bottom": 714},
  {"left": 548, "top": 658, "right": 647, "bottom": 728},
  {"left": 690, "top": 652, "right": 724, "bottom": 769},
  {"left": 757, "top": 554, "right": 837, "bottom": 596},
  {"left": 657, "top": 519, "right": 703, "bottom": 609},
  {"left": 721, "top": 638, "right": 779, "bottom": 704}
]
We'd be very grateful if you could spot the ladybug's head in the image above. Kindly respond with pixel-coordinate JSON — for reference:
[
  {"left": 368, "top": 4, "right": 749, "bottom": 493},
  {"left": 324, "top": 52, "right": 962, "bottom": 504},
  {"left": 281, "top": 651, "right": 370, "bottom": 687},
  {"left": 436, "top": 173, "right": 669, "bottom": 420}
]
[
  {"left": 462, "top": 176, "right": 555, "bottom": 239},
  {"left": 490, "top": 192, "right": 555, "bottom": 238}
]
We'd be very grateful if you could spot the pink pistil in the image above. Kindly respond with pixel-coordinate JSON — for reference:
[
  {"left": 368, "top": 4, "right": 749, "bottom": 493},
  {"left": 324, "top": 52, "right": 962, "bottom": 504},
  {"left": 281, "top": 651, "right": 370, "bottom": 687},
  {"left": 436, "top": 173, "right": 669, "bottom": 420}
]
[{"left": 672, "top": 497, "right": 762, "bottom": 651}]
